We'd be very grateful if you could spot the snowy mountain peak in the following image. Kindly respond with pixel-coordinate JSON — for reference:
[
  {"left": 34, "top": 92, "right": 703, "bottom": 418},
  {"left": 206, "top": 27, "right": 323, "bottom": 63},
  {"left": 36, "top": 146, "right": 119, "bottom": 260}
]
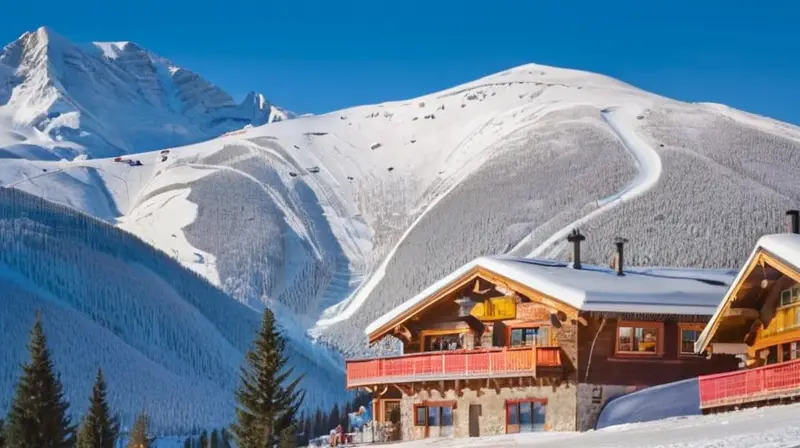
[{"left": 0, "top": 27, "right": 293, "bottom": 160}]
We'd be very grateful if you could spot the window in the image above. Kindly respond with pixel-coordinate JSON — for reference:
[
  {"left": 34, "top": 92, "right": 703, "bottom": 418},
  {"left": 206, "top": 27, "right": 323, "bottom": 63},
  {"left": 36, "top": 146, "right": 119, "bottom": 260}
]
[
  {"left": 679, "top": 324, "right": 705, "bottom": 355},
  {"left": 424, "top": 333, "right": 464, "bottom": 351},
  {"left": 505, "top": 399, "right": 547, "bottom": 433},
  {"left": 616, "top": 321, "right": 663, "bottom": 355},
  {"left": 415, "top": 406, "right": 426, "bottom": 426},
  {"left": 510, "top": 327, "right": 551, "bottom": 347},
  {"left": 414, "top": 404, "right": 454, "bottom": 428},
  {"left": 781, "top": 286, "right": 800, "bottom": 307}
]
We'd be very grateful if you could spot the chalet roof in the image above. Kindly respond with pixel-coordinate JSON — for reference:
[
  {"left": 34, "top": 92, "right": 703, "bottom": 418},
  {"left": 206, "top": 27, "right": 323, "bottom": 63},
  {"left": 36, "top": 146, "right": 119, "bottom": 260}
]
[
  {"left": 366, "top": 256, "right": 736, "bottom": 337},
  {"left": 695, "top": 234, "right": 800, "bottom": 353}
]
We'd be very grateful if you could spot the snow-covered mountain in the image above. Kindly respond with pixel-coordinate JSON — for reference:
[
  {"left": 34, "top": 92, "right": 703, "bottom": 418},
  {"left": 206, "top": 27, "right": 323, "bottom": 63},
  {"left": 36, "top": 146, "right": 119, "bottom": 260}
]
[
  {"left": 0, "top": 187, "right": 347, "bottom": 435},
  {"left": 0, "top": 27, "right": 292, "bottom": 160},
  {"left": 4, "top": 61, "right": 799, "bottom": 362}
]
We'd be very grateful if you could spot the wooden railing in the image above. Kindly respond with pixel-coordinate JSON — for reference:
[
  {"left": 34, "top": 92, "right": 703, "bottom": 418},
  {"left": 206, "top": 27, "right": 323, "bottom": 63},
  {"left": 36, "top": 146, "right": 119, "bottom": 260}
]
[
  {"left": 346, "top": 346, "right": 561, "bottom": 388},
  {"left": 698, "top": 358, "right": 800, "bottom": 408}
]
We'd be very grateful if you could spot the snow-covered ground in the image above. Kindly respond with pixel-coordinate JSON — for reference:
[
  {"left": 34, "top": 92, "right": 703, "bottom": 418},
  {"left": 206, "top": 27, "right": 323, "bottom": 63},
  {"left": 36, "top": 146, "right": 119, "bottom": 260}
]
[{"left": 367, "top": 404, "right": 800, "bottom": 447}]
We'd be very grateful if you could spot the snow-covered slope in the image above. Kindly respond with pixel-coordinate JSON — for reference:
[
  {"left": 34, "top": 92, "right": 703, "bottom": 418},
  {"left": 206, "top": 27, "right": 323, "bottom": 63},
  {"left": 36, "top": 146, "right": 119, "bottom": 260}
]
[
  {"left": 0, "top": 27, "right": 292, "bottom": 160},
  {"left": 366, "top": 402, "right": 800, "bottom": 447},
  {"left": 0, "top": 187, "right": 348, "bottom": 435},
  {"left": 3, "top": 61, "right": 800, "bottom": 359}
]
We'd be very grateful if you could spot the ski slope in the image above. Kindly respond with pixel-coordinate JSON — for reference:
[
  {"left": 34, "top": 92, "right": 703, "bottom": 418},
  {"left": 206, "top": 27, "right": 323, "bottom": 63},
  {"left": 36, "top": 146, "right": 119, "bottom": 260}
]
[{"left": 522, "top": 107, "right": 663, "bottom": 259}]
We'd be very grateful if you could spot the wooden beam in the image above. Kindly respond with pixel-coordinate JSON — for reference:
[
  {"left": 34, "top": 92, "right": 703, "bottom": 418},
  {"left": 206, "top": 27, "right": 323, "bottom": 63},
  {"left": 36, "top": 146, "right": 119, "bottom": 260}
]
[
  {"left": 724, "top": 308, "right": 760, "bottom": 319},
  {"left": 392, "top": 324, "right": 413, "bottom": 342},
  {"left": 376, "top": 385, "right": 389, "bottom": 397}
]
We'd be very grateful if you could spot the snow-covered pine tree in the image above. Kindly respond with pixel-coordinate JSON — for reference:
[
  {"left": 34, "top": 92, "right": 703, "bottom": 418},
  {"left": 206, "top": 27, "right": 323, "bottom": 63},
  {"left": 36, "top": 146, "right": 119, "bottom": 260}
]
[
  {"left": 126, "top": 412, "right": 152, "bottom": 448},
  {"left": 210, "top": 430, "right": 219, "bottom": 448},
  {"left": 231, "top": 309, "right": 304, "bottom": 448},
  {"left": 4, "top": 314, "right": 75, "bottom": 448},
  {"left": 198, "top": 431, "right": 207, "bottom": 448},
  {"left": 220, "top": 428, "right": 231, "bottom": 448},
  {"left": 77, "top": 369, "right": 119, "bottom": 448}
]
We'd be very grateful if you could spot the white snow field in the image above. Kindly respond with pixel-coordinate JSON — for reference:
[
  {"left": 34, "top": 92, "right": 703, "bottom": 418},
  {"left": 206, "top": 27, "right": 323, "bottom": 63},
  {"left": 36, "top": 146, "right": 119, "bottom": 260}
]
[{"left": 365, "top": 403, "right": 800, "bottom": 448}]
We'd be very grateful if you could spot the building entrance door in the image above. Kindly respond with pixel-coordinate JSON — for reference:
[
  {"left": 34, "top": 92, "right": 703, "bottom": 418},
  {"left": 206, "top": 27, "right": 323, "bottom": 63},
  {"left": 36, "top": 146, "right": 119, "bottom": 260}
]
[{"left": 469, "top": 404, "right": 481, "bottom": 437}]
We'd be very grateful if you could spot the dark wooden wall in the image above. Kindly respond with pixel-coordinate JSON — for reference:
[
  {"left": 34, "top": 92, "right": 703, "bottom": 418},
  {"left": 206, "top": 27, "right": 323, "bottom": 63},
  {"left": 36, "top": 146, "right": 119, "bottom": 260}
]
[{"left": 577, "top": 314, "right": 739, "bottom": 386}]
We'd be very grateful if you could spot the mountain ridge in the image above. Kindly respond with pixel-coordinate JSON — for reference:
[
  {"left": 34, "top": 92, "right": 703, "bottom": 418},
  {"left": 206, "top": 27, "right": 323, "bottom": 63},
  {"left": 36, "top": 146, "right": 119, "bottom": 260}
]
[{"left": 0, "top": 26, "right": 293, "bottom": 160}]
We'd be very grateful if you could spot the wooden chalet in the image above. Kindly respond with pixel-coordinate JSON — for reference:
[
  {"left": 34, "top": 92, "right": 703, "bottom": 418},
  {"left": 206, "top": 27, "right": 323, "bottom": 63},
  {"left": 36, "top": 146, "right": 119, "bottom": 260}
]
[
  {"left": 695, "top": 211, "right": 800, "bottom": 411},
  {"left": 346, "top": 232, "right": 738, "bottom": 441}
]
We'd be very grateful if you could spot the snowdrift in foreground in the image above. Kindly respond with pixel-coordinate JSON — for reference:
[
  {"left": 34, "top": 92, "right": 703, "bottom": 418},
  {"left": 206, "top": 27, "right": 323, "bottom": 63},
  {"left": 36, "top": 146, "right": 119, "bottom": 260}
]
[
  {"left": 595, "top": 378, "right": 701, "bottom": 430},
  {"left": 0, "top": 188, "right": 348, "bottom": 434},
  {"left": 367, "top": 402, "right": 800, "bottom": 447}
]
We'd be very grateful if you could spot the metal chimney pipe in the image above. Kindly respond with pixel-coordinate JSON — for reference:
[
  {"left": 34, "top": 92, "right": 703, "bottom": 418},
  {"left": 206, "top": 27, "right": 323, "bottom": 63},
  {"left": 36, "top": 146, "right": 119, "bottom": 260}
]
[
  {"left": 567, "top": 229, "right": 586, "bottom": 269},
  {"left": 787, "top": 210, "right": 799, "bottom": 234},
  {"left": 614, "top": 237, "right": 629, "bottom": 276}
]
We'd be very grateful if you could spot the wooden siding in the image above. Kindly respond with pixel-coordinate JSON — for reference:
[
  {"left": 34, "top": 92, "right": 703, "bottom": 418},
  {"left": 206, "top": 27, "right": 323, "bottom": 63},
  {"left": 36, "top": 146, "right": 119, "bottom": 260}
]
[{"left": 578, "top": 315, "right": 738, "bottom": 386}]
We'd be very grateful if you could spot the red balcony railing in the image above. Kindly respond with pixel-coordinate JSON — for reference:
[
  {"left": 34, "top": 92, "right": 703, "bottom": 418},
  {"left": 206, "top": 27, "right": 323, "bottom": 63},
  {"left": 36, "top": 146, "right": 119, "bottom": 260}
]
[
  {"left": 698, "top": 358, "right": 800, "bottom": 408},
  {"left": 346, "top": 346, "right": 561, "bottom": 389}
]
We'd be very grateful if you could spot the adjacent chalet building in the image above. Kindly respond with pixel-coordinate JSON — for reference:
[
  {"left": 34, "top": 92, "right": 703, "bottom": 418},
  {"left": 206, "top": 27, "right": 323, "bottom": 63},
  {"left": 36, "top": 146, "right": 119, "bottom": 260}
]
[
  {"left": 345, "top": 233, "right": 738, "bottom": 441},
  {"left": 695, "top": 211, "right": 800, "bottom": 410}
]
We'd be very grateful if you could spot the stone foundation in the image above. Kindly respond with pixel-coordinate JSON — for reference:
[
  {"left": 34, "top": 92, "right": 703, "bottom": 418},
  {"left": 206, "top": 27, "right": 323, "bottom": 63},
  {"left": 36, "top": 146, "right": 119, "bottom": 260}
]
[
  {"left": 576, "top": 383, "right": 641, "bottom": 431},
  {"left": 399, "top": 382, "right": 577, "bottom": 441}
]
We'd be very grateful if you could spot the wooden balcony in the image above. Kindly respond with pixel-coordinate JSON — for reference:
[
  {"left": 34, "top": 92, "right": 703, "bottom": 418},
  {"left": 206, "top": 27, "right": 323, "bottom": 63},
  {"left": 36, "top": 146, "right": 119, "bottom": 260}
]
[
  {"left": 698, "top": 358, "right": 800, "bottom": 409},
  {"left": 346, "top": 346, "right": 562, "bottom": 389}
]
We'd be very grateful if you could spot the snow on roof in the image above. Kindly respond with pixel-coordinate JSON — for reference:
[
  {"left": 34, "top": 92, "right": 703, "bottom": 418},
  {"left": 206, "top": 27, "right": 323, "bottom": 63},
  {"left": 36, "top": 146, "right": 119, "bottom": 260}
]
[
  {"left": 758, "top": 233, "right": 800, "bottom": 270},
  {"left": 365, "top": 255, "right": 735, "bottom": 336},
  {"left": 695, "top": 233, "right": 800, "bottom": 352}
]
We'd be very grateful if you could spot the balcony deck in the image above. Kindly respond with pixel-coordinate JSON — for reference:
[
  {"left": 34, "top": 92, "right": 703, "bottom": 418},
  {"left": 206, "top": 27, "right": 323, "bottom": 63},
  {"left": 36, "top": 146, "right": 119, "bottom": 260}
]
[
  {"left": 346, "top": 346, "right": 562, "bottom": 389},
  {"left": 699, "top": 358, "right": 800, "bottom": 409}
]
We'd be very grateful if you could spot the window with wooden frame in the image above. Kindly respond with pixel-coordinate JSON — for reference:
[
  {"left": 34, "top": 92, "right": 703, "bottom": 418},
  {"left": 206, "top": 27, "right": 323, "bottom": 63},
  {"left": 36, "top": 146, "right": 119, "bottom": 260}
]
[
  {"left": 678, "top": 323, "right": 705, "bottom": 355},
  {"left": 615, "top": 321, "right": 663, "bottom": 355},
  {"left": 421, "top": 329, "right": 469, "bottom": 352},
  {"left": 508, "top": 325, "right": 552, "bottom": 348},
  {"left": 505, "top": 398, "right": 547, "bottom": 433},
  {"left": 771, "top": 285, "right": 800, "bottom": 334},
  {"left": 413, "top": 401, "right": 455, "bottom": 428}
]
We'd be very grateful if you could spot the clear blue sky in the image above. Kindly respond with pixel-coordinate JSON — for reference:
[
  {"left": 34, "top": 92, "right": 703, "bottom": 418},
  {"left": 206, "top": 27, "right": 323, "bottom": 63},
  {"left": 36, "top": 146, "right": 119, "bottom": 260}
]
[{"left": 2, "top": 0, "right": 797, "bottom": 124}]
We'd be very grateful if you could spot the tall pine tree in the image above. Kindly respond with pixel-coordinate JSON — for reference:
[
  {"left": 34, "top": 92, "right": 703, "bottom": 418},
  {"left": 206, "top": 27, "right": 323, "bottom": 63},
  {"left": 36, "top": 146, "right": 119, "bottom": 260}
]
[
  {"left": 209, "top": 430, "right": 219, "bottom": 448},
  {"left": 126, "top": 412, "right": 152, "bottom": 448},
  {"left": 231, "top": 309, "right": 304, "bottom": 448},
  {"left": 198, "top": 431, "right": 207, "bottom": 448},
  {"left": 77, "top": 369, "right": 119, "bottom": 448},
  {"left": 5, "top": 313, "right": 75, "bottom": 448}
]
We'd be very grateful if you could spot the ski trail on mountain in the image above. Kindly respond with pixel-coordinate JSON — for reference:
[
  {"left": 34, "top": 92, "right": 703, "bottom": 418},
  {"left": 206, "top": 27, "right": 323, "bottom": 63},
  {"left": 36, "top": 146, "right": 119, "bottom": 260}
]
[
  {"left": 523, "top": 108, "right": 662, "bottom": 258},
  {"left": 313, "top": 108, "right": 537, "bottom": 330}
]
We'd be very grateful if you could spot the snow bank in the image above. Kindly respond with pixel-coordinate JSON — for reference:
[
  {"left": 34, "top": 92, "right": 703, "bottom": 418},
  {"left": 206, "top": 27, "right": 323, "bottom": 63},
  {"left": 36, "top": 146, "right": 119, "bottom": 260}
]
[{"left": 595, "top": 378, "right": 700, "bottom": 430}]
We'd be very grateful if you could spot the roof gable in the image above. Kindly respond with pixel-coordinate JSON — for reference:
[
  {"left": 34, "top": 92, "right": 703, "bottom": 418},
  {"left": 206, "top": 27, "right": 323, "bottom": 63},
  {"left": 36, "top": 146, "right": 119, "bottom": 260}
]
[{"left": 695, "top": 234, "right": 800, "bottom": 353}]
